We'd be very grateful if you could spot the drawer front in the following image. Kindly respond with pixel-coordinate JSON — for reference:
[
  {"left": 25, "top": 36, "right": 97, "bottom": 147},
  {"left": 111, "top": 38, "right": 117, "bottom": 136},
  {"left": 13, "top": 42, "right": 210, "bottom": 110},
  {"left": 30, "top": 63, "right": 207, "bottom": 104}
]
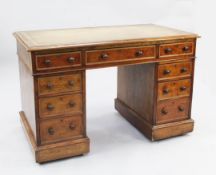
[
  {"left": 159, "top": 42, "right": 194, "bottom": 57},
  {"left": 158, "top": 61, "right": 193, "bottom": 80},
  {"left": 156, "top": 98, "right": 190, "bottom": 124},
  {"left": 38, "top": 73, "right": 82, "bottom": 96},
  {"left": 36, "top": 52, "right": 81, "bottom": 70},
  {"left": 39, "top": 93, "right": 82, "bottom": 118},
  {"left": 158, "top": 79, "right": 191, "bottom": 100},
  {"left": 40, "top": 115, "right": 83, "bottom": 144},
  {"left": 86, "top": 46, "right": 156, "bottom": 65}
]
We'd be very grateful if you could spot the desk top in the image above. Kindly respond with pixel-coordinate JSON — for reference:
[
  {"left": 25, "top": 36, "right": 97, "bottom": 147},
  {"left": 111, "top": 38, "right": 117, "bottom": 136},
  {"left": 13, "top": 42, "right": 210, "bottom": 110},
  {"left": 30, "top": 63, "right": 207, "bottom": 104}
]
[{"left": 14, "top": 24, "right": 199, "bottom": 51}]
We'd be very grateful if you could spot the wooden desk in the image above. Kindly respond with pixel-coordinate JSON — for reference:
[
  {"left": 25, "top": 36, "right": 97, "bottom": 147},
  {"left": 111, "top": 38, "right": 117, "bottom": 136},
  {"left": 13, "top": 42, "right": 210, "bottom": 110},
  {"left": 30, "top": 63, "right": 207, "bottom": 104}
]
[{"left": 14, "top": 24, "right": 199, "bottom": 163}]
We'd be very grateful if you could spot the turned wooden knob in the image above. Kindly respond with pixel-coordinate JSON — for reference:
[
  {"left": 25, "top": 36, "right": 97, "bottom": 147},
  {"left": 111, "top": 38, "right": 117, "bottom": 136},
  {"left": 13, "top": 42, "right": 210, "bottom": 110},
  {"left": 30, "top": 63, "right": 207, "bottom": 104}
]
[
  {"left": 163, "top": 69, "right": 171, "bottom": 75},
  {"left": 180, "top": 86, "right": 187, "bottom": 91},
  {"left": 48, "top": 127, "right": 54, "bottom": 135},
  {"left": 67, "top": 57, "right": 75, "bottom": 63},
  {"left": 47, "top": 82, "right": 53, "bottom": 89},
  {"left": 69, "top": 101, "right": 75, "bottom": 107},
  {"left": 135, "top": 50, "right": 144, "bottom": 57},
  {"left": 100, "top": 53, "right": 109, "bottom": 60},
  {"left": 178, "top": 106, "right": 184, "bottom": 112},
  {"left": 69, "top": 123, "right": 76, "bottom": 130},
  {"left": 161, "top": 108, "right": 168, "bottom": 115},
  {"left": 47, "top": 103, "right": 54, "bottom": 111},
  {"left": 44, "top": 59, "right": 51, "bottom": 66},
  {"left": 68, "top": 80, "right": 74, "bottom": 86},
  {"left": 163, "top": 88, "right": 170, "bottom": 94},
  {"left": 180, "top": 67, "right": 188, "bottom": 73},
  {"left": 182, "top": 46, "right": 189, "bottom": 52},
  {"left": 165, "top": 48, "right": 172, "bottom": 54}
]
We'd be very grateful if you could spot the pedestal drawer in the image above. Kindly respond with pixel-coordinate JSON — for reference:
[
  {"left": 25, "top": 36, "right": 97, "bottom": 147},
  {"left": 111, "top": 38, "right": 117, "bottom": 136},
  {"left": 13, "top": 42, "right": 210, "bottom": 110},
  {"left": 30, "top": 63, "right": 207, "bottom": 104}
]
[
  {"left": 40, "top": 115, "right": 84, "bottom": 144},
  {"left": 156, "top": 98, "right": 190, "bottom": 124},
  {"left": 39, "top": 93, "right": 82, "bottom": 118},
  {"left": 158, "top": 61, "right": 192, "bottom": 80},
  {"left": 158, "top": 79, "right": 191, "bottom": 100},
  {"left": 38, "top": 73, "right": 82, "bottom": 96}
]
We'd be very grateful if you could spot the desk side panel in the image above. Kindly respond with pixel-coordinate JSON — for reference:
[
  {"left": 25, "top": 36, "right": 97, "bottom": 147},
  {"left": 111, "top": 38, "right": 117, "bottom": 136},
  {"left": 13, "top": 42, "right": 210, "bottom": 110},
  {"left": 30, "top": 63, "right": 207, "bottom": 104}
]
[
  {"left": 17, "top": 42, "right": 36, "bottom": 139},
  {"left": 117, "top": 64, "right": 156, "bottom": 123}
]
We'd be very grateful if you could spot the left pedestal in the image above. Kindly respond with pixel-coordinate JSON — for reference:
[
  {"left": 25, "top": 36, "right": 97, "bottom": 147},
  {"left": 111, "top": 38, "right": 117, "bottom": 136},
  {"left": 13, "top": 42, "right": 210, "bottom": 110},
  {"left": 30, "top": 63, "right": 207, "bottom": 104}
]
[{"left": 17, "top": 42, "right": 89, "bottom": 163}]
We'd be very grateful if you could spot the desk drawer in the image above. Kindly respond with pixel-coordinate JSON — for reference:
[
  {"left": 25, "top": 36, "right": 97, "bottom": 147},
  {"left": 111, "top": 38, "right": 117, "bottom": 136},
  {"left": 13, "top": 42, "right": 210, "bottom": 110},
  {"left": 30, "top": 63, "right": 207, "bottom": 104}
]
[
  {"left": 39, "top": 93, "right": 82, "bottom": 118},
  {"left": 38, "top": 73, "right": 82, "bottom": 96},
  {"left": 156, "top": 98, "right": 190, "bottom": 124},
  {"left": 40, "top": 115, "right": 83, "bottom": 144},
  {"left": 159, "top": 42, "right": 194, "bottom": 57},
  {"left": 158, "top": 61, "right": 193, "bottom": 80},
  {"left": 36, "top": 52, "right": 81, "bottom": 70},
  {"left": 158, "top": 79, "right": 191, "bottom": 100},
  {"left": 86, "top": 46, "right": 156, "bottom": 65}
]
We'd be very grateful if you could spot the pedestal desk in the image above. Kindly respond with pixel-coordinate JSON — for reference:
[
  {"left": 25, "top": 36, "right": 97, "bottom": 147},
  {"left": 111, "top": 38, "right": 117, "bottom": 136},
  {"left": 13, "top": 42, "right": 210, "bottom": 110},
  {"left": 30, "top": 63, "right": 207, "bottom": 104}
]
[{"left": 14, "top": 24, "right": 199, "bottom": 163}]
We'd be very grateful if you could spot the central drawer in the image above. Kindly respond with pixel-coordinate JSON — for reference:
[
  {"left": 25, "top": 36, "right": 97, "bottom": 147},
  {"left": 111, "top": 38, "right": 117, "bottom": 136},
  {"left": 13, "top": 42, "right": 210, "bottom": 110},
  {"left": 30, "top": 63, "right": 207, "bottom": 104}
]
[
  {"left": 86, "top": 46, "right": 156, "bottom": 65},
  {"left": 39, "top": 93, "right": 82, "bottom": 118},
  {"left": 40, "top": 115, "right": 83, "bottom": 144}
]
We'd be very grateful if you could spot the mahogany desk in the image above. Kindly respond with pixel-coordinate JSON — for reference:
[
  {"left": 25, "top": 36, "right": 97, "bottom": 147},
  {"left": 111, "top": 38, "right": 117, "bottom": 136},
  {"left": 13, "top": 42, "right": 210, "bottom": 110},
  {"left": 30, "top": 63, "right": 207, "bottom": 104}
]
[{"left": 14, "top": 24, "right": 199, "bottom": 163}]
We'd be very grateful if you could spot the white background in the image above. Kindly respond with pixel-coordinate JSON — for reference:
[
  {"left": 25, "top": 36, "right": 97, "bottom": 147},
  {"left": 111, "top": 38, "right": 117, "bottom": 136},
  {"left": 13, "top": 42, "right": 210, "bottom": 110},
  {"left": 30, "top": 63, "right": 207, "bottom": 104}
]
[{"left": 0, "top": 0, "right": 215, "bottom": 174}]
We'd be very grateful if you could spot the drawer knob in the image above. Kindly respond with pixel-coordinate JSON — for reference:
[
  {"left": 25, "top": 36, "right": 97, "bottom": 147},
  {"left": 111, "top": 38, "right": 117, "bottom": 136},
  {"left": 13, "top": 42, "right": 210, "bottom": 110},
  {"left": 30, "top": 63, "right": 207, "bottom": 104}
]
[
  {"left": 180, "top": 67, "right": 188, "bottom": 73},
  {"left": 183, "top": 46, "right": 189, "bottom": 52},
  {"left": 67, "top": 57, "right": 75, "bottom": 63},
  {"left": 69, "top": 123, "right": 76, "bottom": 130},
  {"left": 47, "top": 82, "right": 53, "bottom": 89},
  {"left": 44, "top": 59, "right": 51, "bottom": 66},
  {"left": 178, "top": 106, "right": 185, "bottom": 112},
  {"left": 48, "top": 127, "right": 55, "bottom": 135},
  {"left": 161, "top": 108, "right": 168, "bottom": 115},
  {"left": 164, "top": 48, "right": 172, "bottom": 54},
  {"left": 68, "top": 80, "right": 74, "bottom": 86},
  {"left": 100, "top": 53, "right": 109, "bottom": 60},
  {"left": 180, "top": 86, "right": 187, "bottom": 91},
  {"left": 163, "top": 69, "right": 171, "bottom": 75},
  {"left": 135, "top": 50, "right": 144, "bottom": 57},
  {"left": 69, "top": 101, "right": 76, "bottom": 107},
  {"left": 47, "top": 103, "right": 54, "bottom": 111},
  {"left": 163, "top": 88, "right": 170, "bottom": 94}
]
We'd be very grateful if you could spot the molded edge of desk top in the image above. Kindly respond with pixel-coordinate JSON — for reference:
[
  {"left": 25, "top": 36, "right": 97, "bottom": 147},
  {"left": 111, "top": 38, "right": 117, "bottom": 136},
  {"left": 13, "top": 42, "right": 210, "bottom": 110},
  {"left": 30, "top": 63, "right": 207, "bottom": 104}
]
[{"left": 14, "top": 24, "right": 199, "bottom": 51}]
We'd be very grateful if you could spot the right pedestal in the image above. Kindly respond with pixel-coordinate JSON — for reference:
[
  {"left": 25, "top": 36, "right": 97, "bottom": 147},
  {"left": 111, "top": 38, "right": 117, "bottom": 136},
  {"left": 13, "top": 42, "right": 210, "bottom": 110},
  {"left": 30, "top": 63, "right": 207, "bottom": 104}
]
[{"left": 116, "top": 60, "right": 195, "bottom": 141}]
